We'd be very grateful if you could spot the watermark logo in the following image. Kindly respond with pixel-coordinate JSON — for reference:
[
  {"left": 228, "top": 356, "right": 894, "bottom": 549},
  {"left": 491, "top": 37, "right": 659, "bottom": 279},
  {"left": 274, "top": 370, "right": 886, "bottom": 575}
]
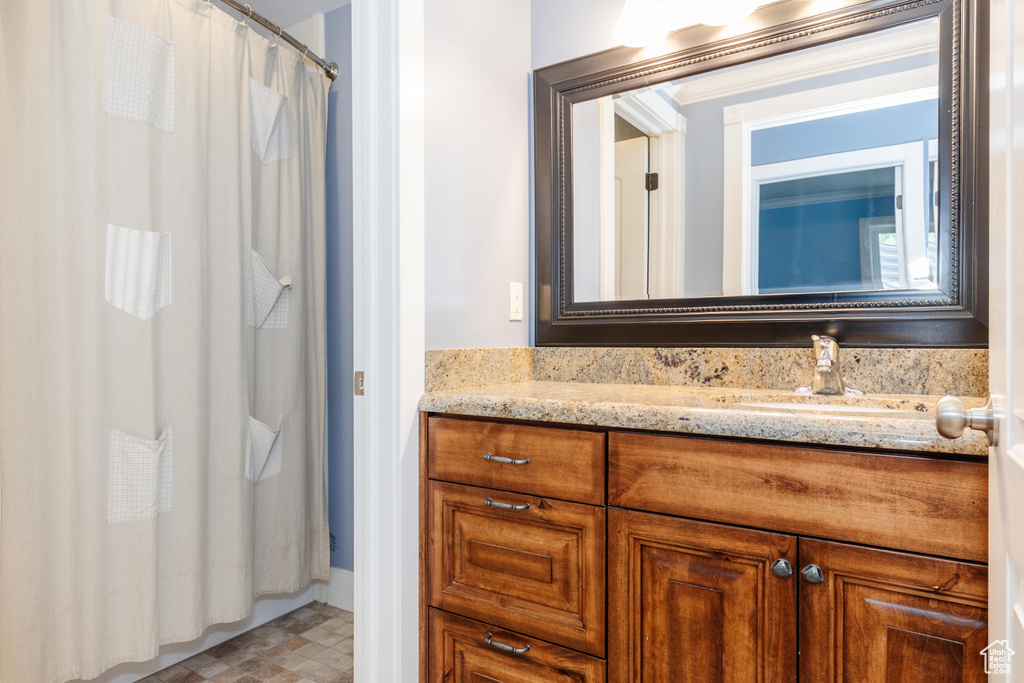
[{"left": 981, "top": 640, "right": 1015, "bottom": 675}]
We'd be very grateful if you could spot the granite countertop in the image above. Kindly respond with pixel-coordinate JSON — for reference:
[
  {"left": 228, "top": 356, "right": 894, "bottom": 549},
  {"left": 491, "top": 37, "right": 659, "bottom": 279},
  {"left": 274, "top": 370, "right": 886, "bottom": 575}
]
[{"left": 418, "top": 381, "right": 988, "bottom": 457}]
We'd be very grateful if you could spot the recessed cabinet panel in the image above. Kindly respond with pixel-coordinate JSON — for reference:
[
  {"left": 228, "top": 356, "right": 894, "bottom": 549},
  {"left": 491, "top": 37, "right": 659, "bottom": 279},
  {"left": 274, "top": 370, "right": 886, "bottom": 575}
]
[
  {"left": 608, "top": 508, "right": 798, "bottom": 682},
  {"left": 428, "top": 417, "right": 606, "bottom": 504},
  {"left": 799, "top": 538, "right": 988, "bottom": 682},
  {"left": 427, "top": 609, "right": 606, "bottom": 683},
  {"left": 428, "top": 481, "right": 606, "bottom": 656}
]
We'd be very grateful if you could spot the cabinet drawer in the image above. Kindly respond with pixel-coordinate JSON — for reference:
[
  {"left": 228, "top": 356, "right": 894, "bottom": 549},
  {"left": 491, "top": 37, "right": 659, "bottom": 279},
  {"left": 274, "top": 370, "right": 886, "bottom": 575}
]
[
  {"left": 428, "top": 609, "right": 606, "bottom": 683},
  {"left": 427, "top": 480, "right": 606, "bottom": 656},
  {"left": 609, "top": 432, "right": 988, "bottom": 562},
  {"left": 428, "top": 416, "right": 606, "bottom": 505}
]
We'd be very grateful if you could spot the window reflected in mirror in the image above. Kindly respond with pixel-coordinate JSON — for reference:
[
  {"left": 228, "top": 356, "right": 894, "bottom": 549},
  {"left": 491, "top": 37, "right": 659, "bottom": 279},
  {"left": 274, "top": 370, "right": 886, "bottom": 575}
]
[{"left": 571, "top": 17, "right": 940, "bottom": 302}]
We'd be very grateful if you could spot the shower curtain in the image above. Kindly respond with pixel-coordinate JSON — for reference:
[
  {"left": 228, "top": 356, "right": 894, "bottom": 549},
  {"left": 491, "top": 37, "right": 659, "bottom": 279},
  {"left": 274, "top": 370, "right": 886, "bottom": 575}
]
[{"left": 0, "top": 2, "right": 329, "bottom": 681}]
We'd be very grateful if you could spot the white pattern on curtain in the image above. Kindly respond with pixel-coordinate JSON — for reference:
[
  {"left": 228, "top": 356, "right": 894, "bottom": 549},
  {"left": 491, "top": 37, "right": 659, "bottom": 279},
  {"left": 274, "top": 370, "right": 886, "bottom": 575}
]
[{"left": 0, "top": 2, "right": 329, "bottom": 681}]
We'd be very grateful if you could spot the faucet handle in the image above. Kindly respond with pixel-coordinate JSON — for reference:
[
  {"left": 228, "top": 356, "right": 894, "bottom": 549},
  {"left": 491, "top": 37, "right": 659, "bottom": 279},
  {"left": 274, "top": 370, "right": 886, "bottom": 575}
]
[
  {"left": 802, "top": 335, "right": 863, "bottom": 396},
  {"left": 812, "top": 335, "right": 838, "bottom": 367}
]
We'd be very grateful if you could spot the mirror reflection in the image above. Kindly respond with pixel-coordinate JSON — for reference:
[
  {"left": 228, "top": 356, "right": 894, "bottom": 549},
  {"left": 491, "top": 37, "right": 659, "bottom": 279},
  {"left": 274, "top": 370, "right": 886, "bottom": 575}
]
[{"left": 571, "top": 18, "right": 940, "bottom": 302}]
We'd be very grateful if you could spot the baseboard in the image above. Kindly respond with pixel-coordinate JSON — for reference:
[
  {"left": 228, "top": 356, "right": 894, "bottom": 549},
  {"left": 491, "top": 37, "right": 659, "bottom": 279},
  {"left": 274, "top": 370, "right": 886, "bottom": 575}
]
[
  {"left": 327, "top": 567, "right": 355, "bottom": 612},
  {"left": 73, "top": 586, "right": 320, "bottom": 683}
]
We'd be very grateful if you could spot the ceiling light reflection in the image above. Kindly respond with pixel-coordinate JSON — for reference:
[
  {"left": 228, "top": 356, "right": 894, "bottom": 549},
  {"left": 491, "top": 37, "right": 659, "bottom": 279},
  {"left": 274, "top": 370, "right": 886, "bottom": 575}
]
[
  {"left": 613, "top": 0, "right": 670, "bottom": 47},
  {"left": 721, "top": 21, "right": 756, "bottom": 38}
]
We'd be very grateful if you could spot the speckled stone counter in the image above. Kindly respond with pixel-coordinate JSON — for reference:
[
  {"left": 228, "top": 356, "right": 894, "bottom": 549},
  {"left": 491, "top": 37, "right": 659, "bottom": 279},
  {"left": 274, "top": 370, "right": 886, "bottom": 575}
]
[
  {"left": 418, "top": 381, "right": 988, "bottom": 457},
  {"left": 425, "top": 347, "right": 988, "bottom": 397}
]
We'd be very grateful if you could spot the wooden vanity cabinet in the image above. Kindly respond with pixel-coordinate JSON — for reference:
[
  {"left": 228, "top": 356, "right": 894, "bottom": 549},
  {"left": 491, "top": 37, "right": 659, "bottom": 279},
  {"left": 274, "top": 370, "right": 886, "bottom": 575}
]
[{"left": 420, "top": 414, "right": 989, "bottom": 682}]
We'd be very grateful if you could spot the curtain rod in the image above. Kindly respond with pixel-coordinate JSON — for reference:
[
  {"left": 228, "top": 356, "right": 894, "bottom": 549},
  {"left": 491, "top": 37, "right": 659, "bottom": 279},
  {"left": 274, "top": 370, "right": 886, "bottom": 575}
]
[{"left": 216, "top": 0, "right": 339, "bottom": 80}]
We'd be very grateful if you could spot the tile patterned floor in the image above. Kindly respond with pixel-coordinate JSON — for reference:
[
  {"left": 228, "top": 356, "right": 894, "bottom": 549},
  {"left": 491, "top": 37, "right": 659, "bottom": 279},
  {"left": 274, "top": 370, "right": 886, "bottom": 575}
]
[{"left": 142, "top": 602, "right": 353, "bottom": 683}]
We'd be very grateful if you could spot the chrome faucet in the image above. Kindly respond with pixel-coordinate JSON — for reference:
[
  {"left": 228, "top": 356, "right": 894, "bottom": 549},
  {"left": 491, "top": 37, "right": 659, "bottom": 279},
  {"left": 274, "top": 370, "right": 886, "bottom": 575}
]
[{"left": 797, "top": 335, "right": 862, "bottom": 396}]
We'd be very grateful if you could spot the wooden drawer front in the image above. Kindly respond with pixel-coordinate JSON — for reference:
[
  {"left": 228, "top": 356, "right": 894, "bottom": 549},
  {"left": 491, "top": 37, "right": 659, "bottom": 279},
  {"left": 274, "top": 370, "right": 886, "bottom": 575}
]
[
  {"left": 428, "top": 609, "right": 606, "bottom": 683},
  {"left": 427, "top": 480, "right": 606, "bottom": 656},
  {"left": 609, "top": 508, "right": 797, "bottom": 682},
  {"left": 428, "top": 417, "right": 606, "bottom": 505},
  {"left": 799, "top": 539, "right": 988, "bottom": 682},
  {"left": 608, "top": 432, "right": 988, "bottom": 562}
]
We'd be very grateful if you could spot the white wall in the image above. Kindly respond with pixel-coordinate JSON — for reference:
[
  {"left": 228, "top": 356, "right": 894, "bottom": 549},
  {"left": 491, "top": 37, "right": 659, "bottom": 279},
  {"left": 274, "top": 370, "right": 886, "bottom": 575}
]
[
  {"left": 421, "top": 0, "right": 623, "bottom": 349},
  {"left": 243, "top": 0, "right": 350, "bottom": 30},
  {"left": 425, "top": 0, "right": 532, "bottom": 349},
  {"left": 532, "top": 0, "right": 623, "bottom": 70},
  {"left": 283, "top": 13, "right": 326, "bottom": 55}
]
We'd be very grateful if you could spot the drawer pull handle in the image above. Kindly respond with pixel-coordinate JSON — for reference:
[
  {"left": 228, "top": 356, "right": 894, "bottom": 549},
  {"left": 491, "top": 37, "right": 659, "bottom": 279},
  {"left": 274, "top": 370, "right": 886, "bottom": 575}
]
[
  {"left": 484, "top": 497, "right": 530, "bottom": 511},
  {"left": 485, "top": 633, "right": 530, "bottom": 655},
  {"left": 483, "top": 452, "right": 530, "bottom": 465}
]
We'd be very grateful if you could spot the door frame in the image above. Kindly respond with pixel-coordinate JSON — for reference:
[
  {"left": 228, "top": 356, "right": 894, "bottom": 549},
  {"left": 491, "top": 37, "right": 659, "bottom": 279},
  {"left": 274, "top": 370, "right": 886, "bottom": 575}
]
[
  {"left": 988, "top": 0, "right": 1020, "bottom": 671},
  {"left": 351, "top": 0, "right": 425, "bottom": 681}
]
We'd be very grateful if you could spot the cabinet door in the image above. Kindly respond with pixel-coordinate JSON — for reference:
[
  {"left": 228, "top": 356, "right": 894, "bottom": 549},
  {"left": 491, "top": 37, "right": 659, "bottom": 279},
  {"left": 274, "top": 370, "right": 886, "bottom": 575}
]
[
  {"left": 608, "top": 508, "right": 798, "bottom": 682},
  {"left": 799, "top": 539, "right": 988, "bottom": 682},
  {"left": 428, "top": 608, "right": 606, "bottom": 682}
]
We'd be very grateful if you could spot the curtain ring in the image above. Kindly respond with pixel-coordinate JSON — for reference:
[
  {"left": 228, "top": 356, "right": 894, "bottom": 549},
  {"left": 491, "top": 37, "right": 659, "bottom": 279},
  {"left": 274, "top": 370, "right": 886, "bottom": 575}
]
[
  {"left": 243, "top": 4, "right": 253, "bottom": 25},
  {"left": 302, "top": 44, "right": 309, "bottom": 59}
]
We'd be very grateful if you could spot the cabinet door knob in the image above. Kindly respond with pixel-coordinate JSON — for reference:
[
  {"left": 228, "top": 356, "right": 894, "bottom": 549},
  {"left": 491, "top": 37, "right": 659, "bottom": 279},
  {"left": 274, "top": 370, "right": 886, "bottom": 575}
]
[
  {"left": 485, "top": 633, "right": 530, "bottom": 655},
  {"left": 770, "top": 559, "right": 793, "bottom": 578},
  {"left": 801, "top": 564, "right": 825, "bottom": 584}
]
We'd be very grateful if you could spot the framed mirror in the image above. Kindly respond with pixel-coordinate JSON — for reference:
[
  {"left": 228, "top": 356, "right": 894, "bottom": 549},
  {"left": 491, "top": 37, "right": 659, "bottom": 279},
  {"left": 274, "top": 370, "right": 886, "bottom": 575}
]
[{"left": 534, "top": 0, "right": 987, "bottom": 346}]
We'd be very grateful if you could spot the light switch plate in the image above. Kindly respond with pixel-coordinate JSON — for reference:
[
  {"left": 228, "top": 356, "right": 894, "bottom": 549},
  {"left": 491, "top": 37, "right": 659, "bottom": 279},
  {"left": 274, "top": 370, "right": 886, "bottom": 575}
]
[{"left": 509, "top": 282, "right": 523, "bottom": 321}]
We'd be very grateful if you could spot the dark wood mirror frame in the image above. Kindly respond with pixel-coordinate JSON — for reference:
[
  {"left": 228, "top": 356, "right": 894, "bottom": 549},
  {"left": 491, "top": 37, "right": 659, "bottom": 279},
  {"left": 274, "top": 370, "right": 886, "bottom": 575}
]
[{"left": 534, "top": 0, "right": 987, "bottom": 347}]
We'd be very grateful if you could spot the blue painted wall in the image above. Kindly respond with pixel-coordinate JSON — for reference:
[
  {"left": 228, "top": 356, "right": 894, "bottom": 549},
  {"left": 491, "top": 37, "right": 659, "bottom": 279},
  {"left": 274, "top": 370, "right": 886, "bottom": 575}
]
[
  {"left": 758, "top": 196, "right": 894, "bottom": 291},
  {"left": 324, "top": 4, "right": 354, "bottom": 572}
]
